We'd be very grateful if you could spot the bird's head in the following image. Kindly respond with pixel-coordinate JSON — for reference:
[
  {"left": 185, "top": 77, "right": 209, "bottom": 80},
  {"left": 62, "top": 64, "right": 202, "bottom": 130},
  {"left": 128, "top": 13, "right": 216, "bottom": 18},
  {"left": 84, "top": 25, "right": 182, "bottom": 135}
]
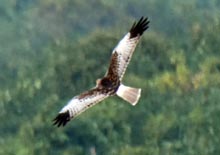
[
  {"left": 96, "top": 78, "right": 101, "bottom": 87},
  {"left": 96, "top": 78, "right": 112, "bottom": 88}
]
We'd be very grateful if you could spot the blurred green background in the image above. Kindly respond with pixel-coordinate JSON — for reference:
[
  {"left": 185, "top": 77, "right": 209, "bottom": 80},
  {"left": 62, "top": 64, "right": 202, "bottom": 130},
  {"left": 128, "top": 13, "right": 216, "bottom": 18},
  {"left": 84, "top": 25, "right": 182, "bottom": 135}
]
[{"left": 0, "top": 0, "right": 220, "bottom": 155}]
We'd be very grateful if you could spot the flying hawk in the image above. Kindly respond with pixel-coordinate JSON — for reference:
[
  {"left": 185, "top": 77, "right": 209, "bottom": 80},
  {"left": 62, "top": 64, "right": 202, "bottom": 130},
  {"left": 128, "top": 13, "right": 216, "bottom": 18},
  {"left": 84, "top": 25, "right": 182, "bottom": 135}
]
[{"left": 53, "top": 17, "right": 150, "bottom": 127}]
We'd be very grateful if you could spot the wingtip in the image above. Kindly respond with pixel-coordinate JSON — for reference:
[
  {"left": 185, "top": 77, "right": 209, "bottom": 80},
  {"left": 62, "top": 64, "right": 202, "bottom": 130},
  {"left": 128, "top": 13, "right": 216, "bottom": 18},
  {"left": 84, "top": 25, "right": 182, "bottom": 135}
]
[
  {"left": 129, "top": 17, "right": 150, "bottom": 38},
  {"left": 52, "top": 111, "right": 71, "bottom": 127}
]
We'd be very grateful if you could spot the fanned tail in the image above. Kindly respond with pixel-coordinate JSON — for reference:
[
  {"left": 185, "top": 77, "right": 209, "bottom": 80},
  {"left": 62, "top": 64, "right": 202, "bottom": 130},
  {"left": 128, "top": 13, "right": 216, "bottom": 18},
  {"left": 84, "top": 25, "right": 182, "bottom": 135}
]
[{"left": 116, "top": 84, "right": 141, "bottom": 106}]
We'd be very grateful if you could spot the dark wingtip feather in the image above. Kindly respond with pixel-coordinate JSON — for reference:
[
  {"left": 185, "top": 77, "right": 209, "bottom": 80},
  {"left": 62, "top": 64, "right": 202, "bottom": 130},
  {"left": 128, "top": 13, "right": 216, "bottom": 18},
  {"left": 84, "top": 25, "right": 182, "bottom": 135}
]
[
  {"left": 53, "top": 111, "right": 70, "bottom": 127},
  {"left": 129, "top": 17, "right": 150, "bottom": 38}
]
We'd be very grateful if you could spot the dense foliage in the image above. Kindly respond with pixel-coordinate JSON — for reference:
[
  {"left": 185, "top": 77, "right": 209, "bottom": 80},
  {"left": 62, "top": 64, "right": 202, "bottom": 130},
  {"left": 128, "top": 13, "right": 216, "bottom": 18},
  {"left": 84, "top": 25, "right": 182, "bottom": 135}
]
[{"left": 0, "top": 0, "right": 220, "bottom": 154}]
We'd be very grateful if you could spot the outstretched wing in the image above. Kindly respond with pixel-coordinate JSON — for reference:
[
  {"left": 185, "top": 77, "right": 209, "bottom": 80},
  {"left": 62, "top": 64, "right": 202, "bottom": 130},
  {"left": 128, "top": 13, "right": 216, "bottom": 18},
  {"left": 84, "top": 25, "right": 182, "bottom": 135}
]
[
  {"left": 53, "top": 87, "right": 109, "bottom": 127},
  {"left": 106, "top": 17, "right": 149, "bottom": 81}
]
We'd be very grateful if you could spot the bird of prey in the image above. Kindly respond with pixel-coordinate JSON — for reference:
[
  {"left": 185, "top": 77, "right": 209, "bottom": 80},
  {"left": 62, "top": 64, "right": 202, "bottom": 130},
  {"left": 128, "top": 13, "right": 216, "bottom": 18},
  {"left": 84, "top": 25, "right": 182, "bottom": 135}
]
[{"left": 53, "top": 17, "right": 150, "bottom": 127}]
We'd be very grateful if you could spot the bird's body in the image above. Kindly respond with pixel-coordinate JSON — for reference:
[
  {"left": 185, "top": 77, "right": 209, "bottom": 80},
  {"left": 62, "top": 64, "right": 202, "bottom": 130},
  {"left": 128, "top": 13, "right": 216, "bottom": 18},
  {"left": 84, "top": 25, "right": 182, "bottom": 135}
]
[{"left": 53, "top": 17, "right": 150, "bottom": 127}]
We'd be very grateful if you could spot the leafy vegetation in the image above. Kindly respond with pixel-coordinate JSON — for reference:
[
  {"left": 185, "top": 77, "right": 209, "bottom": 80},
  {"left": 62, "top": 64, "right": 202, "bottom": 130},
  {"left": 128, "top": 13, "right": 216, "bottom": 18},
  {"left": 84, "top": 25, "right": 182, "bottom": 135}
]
[{"left": 0, "top": 0, "right": 220, "bottom": 154}]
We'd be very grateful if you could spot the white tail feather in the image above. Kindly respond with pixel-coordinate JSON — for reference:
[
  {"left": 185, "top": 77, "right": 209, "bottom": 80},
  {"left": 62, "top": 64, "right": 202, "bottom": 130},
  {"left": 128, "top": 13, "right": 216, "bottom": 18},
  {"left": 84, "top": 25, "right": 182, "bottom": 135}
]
[{"left": 116, "top": 84, "right": 141, "bottom": 106}]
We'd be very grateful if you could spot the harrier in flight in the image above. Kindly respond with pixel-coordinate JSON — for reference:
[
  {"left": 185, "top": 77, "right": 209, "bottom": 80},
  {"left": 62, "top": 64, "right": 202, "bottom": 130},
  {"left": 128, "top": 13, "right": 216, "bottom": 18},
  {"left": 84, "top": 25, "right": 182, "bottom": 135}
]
[{"left": 53, "top": 17, "right": 150, "bottom": 127}]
